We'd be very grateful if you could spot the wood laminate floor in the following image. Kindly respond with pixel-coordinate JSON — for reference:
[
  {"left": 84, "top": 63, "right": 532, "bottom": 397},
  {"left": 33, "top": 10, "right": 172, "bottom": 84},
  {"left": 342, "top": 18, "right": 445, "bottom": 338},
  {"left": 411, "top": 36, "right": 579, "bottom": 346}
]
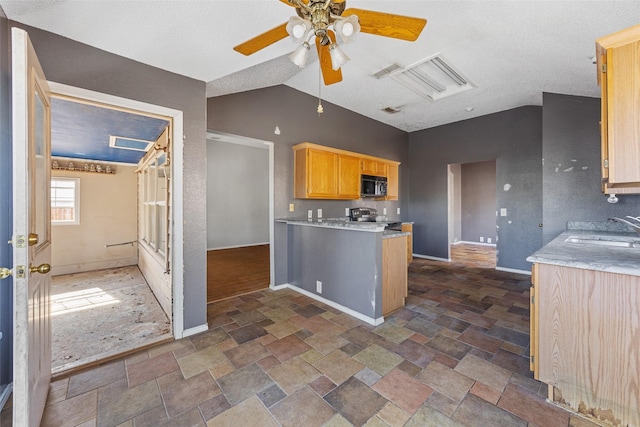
[{"left": 207, "top": 244, "right": 270, "bottom": 303}]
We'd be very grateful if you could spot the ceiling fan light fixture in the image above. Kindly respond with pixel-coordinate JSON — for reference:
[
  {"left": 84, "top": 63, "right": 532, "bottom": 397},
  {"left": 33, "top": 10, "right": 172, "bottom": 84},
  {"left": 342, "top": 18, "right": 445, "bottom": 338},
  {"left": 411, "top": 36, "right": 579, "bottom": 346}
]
[
  {"left": 286, "top": 16, "right": 312, "bottom": 43},
  {"left": 329, "top": 43, "right": 349, "bottom": 70},
  {"left": 289, "top": 41, "right": 311, "bottom": 68},
  {"left": 335, "top": 14, "right": 360, "bottom": 43}
]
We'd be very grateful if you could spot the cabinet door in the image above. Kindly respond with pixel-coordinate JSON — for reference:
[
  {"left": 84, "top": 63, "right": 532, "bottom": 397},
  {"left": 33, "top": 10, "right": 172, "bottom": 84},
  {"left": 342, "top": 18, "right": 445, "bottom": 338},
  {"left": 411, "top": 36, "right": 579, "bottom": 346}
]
[
  {"left": 382, "top": 236, "right": 408, "bottom": 316},
  {"left": 361, "top": 158, "right": 387, "bottom": 177},
  {"left": 607, "top": 41, "right": 640, "bottom": 185},
  {"left": 386, "top": 164, "right": 399, "bottom": 200},
  {"left": 307, "top": 149, "right": 338, "bottom": 198},
  {"left": 337, "top": 155, "right": 360, "bottom": 199}
]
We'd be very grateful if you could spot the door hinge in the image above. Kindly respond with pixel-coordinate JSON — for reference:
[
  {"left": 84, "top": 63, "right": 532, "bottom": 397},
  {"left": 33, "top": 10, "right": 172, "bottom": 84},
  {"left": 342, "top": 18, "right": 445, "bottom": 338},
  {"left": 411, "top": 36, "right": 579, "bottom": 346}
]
[
  {"left": 531, "top": 296, "right": 535, "bottom": 304},
  {"left": 603, "top": 159, "right": 609, "bottom": 168},
  {"left": 530, "top": 355, "right": 535, "bottom": 364},
  {"left": 601, "top": 64, "right": 607, "bottom": 73}
]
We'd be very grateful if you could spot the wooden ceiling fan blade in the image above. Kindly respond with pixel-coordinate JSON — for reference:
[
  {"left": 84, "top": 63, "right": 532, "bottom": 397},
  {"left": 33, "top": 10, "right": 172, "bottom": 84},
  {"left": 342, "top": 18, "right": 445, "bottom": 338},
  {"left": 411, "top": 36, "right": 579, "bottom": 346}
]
[
  {"left": 342, "top": 8, "right": 426, "bottom": 41},
  {"left": 316, "top": 32, "right": 343, "bottom": 85},
  {"left": 233, "top": 23, "right": 288, "bottom": 56}
]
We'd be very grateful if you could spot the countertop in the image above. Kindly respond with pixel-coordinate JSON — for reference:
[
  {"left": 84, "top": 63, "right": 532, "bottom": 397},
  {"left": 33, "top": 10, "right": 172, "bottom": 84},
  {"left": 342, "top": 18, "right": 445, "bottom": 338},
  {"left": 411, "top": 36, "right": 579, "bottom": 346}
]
[
  {"left": 276, "top": 218, "right": 411, "bottom": 238},
  {"left": 527, "top": 228, "right": 640, "bottom": 276}
]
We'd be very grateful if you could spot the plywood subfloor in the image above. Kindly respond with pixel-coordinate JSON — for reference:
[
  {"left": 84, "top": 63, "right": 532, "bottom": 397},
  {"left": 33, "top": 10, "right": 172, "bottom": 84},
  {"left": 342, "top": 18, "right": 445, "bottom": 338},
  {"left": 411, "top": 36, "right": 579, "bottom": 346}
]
[
  {"left": 450, "top": 242, "right": 497, "bottom": 268},
  {"left": 51, "top": 266, "right": 171, "bottom": 373},
  {"left": 207, "top": 244, "right": 270, "bottom": 303}
]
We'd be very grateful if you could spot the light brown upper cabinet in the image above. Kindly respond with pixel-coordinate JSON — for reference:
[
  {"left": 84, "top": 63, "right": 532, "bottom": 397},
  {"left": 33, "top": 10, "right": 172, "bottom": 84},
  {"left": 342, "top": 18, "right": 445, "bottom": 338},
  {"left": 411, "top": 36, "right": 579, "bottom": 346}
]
[
  {"left": 293, "top": 142, "right": 400, "bottom": 200},
  {"left": 386, "top": 163, "right": 399, "bottom": 201},
  {"left": 337, "top": 155, "right": 361, "bottom": 199},
  {"left": 596, "top": 24, "right": 640, "bottom": 194},
  {"left": 361, "top": 158, "right": 388, "bottom": 177}
]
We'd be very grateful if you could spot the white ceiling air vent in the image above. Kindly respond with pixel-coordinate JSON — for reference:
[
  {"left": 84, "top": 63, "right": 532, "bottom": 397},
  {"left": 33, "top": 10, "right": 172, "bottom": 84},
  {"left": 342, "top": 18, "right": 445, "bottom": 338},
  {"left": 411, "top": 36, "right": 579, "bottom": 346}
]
[{"left": 376, "top": 54, "right": 475, "bottom": 101}]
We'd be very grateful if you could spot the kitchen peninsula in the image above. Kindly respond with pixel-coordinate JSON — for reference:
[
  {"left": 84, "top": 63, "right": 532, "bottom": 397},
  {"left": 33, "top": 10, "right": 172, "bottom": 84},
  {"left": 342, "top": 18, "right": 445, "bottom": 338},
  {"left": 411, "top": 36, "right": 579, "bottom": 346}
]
[{"left": 276, "top": 218, "right": 409, "bottom": 325}]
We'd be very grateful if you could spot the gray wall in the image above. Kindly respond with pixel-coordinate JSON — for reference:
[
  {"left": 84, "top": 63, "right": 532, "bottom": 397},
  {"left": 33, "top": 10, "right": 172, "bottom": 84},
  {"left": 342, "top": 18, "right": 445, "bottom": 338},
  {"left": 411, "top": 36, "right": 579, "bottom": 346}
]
[
  {"left": 206, "top": 140, "right": 269, "bottom": 249},
  {"left": 408, "top": 107, "right": 543, "bottom": 272},
  {"left": 288, "top": 225, "right": 382, "bottom": 319},
  {"left": 207, "top": 86, "right": 409, "bottom": 285},
  {"left": 11, "top": 22, "right": 208, "bottom": 330},
  {"left": 0, "top": 7, "right": 13, "bottom": 390},
  {"left": 542, "top": 92, "right": 640, "bottom": 243},
  {"left": 461, "top": 160, "right": 497, "bottom": 244}
]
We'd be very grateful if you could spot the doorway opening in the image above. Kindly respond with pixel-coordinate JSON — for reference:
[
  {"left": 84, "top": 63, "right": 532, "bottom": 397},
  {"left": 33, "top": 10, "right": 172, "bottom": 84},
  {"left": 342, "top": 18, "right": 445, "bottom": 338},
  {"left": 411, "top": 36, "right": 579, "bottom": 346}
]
[
  {"left": 205, "top": 131, "right": 274, "bottom": 303},
  {"left": 47, "top": 82, "right": 185, "bottom": 374},
  {"left": 448, "top": 160, "right": 497, "bottom": 268}
]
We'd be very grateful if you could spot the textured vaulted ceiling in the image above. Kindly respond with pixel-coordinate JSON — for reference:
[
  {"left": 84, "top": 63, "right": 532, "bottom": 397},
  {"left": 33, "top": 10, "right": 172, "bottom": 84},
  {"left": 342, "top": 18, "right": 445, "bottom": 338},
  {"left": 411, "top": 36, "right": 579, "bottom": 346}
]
[{"left": 2, "top": 0, "right": 639, "bottom": 132}]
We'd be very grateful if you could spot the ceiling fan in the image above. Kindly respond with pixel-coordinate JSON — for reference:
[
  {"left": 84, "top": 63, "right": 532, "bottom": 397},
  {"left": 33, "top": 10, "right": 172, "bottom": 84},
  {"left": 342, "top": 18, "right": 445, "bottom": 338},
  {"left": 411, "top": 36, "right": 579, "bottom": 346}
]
[{"left": 233, "top": 0, "right": 427, "bottom": 85}]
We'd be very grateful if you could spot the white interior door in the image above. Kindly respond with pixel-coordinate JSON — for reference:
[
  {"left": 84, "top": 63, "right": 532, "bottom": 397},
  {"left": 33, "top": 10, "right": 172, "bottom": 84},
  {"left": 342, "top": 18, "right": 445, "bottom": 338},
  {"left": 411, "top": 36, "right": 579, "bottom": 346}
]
[{"left": 11, "top": 27, "right": 52, "bottom": 427}]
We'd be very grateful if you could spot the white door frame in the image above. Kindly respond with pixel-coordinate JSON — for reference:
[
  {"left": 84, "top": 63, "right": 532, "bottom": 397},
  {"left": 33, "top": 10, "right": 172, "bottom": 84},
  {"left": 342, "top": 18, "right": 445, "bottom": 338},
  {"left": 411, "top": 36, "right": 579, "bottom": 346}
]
[
  {"left": 48, "top": 82, "right": 186, "bottom": 338},
  {"left": 205, "top": 131, "right": 275, "bottom": 289}
]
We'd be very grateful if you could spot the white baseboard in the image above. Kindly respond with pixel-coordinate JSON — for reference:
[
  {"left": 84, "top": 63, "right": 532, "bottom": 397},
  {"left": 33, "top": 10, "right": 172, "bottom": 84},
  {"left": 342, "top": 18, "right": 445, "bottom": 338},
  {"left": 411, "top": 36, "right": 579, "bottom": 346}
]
[
  {"left": 181, "top": 323, "right": 209, "bottom": 338},
  {"left": 207, "top": 242, "right": 270, "bottom": 251},
  {"left": 413, "top": 254, "right": 450, "bottom": 262},
  {"left": 271, "top": 283, "right": 383, "bottom": 326},
  {"left": 496, "top": 266, "right": 531, "bottom": 275},
  {"left": 52, "top": 258, "right": 138, "bottom": 276}
]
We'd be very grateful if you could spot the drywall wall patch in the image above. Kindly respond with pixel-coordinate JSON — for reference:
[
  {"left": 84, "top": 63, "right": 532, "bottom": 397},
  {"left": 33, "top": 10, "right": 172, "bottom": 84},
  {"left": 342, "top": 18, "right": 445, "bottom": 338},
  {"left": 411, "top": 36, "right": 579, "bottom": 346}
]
[{"left": 503, "top": 184, "right": 511, "bottom": 191}]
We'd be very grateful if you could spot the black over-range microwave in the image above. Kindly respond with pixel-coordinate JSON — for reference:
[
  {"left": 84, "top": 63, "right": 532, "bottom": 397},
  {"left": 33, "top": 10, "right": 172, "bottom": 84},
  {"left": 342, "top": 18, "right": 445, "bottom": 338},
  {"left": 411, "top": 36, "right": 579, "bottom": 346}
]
[{"left": 361, "top": 174, "right": 387, "bottom": 197}]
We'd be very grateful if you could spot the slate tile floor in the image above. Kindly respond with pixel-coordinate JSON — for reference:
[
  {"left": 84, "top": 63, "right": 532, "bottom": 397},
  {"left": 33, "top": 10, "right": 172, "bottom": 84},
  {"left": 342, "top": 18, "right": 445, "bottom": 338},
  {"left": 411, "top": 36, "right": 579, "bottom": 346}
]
[{"left": 37, "top": 256, "right": 602, "bottom": 427}]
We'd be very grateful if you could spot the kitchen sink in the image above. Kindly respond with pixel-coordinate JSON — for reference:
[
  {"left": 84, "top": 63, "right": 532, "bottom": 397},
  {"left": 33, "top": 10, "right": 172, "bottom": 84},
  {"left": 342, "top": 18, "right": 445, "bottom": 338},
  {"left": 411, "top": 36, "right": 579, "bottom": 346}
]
[{"left": 565, "top": 236, "right": 640, "bottom": 248}]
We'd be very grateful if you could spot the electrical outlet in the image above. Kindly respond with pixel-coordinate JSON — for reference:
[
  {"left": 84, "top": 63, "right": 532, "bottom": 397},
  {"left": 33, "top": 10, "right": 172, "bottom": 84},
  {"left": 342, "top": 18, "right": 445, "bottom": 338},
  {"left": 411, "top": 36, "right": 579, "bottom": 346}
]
[
  {"left": 289, "top": 203, "right": 294, "bottom": 212},
  {"left": 480, "top": 237, "right": 485, "bottom": 243},
  {"left": 316, "top": 280, "right": 322, "bottom": 294},
  {"left": 317, "top": 208, "right": 322, "bottom": 218},
  {"left": 500, "top": 208, "right": 507, "bottom": 216},
  {"left": 383, "top": 207, "right": 387, "bottom": 215},
  {"left": 345, "top": 208, "right": 350, "bottom": 217},
  {"left": 397, "top": 207, "right": 401, "bottom": 215},
  {"left": 487, "top": 237, "right": 492, "bottom": 244},
  {"left": 308, "top": 210, "right": 313, "bottom": 219}
]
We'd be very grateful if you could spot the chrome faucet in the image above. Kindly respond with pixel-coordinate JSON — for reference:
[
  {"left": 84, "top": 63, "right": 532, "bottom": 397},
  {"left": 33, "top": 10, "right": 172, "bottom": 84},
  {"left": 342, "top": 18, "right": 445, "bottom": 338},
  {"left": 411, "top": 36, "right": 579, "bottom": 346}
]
[{"left": 608, "top": 217, "right": 640, "bottom": 235}]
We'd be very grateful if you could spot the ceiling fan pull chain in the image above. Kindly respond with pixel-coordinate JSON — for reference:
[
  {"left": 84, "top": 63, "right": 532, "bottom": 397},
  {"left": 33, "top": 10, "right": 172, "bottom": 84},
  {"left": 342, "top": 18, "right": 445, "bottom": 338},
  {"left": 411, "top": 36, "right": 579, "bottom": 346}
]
[{"left": 317, "top": 48, "right": 324, "bottom": 115}]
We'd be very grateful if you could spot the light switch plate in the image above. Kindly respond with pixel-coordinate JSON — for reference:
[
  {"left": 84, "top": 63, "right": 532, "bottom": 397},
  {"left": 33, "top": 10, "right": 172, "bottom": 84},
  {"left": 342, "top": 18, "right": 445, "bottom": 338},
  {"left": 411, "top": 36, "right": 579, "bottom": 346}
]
[
  {"left": 383, "top": 208, "right": 387, "bottom": 215},
  {"left": 500, "top": 208, "right": 507, "bottom": 216},
  {"left": 289, "top": 203, "right": 294, "bottom": 212},
  {"left": 397, "top": 207, "right": 401, "bottom": 215}
]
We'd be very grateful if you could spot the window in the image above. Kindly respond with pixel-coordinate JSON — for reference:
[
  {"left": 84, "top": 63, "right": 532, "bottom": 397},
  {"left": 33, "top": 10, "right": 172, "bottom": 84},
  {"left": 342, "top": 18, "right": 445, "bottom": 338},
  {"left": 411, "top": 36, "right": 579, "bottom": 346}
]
[
  {"left": 51, "top": 178, "right": 80, "bottom": 224},
  {"left": 139, "top": 152, "right": 169, "bottom": 259}
]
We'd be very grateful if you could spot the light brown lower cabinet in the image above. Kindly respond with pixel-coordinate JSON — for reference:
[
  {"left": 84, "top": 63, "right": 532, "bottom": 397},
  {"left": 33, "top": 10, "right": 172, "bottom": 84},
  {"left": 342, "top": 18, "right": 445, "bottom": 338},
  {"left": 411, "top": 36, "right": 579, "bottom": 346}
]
[
  {"left": 531, "top": 262, "right": 640, "bottom": 426},
  {"left": 382, "top": 236, "right": 408, "bottom": 316},
  {"left": 401, "top": 223, "right": 413, "bottom": 263}
]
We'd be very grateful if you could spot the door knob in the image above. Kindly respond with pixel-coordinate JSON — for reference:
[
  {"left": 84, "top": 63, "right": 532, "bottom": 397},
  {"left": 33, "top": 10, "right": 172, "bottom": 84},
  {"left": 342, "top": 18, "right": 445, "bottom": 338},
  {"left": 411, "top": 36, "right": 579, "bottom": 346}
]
[
  {"left": 0, "top": 268, "right": 11, "bottom": 280},
  {"left": 29, "top": 264, "right": 51, "bottom": 275}
]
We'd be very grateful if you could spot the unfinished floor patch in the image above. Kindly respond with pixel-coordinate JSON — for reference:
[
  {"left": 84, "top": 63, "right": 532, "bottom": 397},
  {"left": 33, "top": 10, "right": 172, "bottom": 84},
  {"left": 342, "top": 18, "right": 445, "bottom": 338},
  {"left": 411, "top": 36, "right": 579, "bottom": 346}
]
[{"left": 51, "top": 266, "right": 171, "bottom": 372}]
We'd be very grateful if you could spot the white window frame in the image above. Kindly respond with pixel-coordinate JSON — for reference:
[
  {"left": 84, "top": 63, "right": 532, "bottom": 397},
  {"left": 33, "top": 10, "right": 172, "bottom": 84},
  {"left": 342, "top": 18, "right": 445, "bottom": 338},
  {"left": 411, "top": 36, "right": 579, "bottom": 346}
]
[
  {"left": 51, "top": 177, "right": 80, "bottom": 225},
  {"left": 139, "top": 150, "right": 169, "bottom": 267}
]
